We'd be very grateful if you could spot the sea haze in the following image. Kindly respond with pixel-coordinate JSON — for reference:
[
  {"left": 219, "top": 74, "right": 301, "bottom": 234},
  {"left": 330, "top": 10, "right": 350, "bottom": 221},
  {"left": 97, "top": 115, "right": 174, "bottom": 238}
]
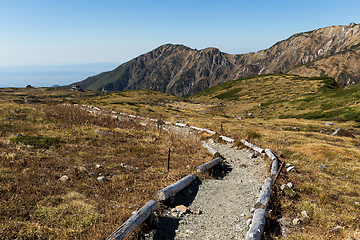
[{"left": 0, "top": 63, "right": 119, "bottom": 88}]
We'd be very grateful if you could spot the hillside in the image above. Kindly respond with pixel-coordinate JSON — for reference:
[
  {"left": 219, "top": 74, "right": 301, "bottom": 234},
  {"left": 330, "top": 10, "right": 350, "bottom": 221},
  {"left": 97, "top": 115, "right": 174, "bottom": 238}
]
[{"left": 74, "top": 23, "right": 360, "bottom": 96}]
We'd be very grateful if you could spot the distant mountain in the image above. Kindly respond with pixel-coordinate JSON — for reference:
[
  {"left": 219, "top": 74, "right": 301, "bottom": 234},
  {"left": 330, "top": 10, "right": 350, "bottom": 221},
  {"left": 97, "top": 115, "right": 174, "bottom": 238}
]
[{"left": 74, "top": 23, "right": 360, "bottom": 96}]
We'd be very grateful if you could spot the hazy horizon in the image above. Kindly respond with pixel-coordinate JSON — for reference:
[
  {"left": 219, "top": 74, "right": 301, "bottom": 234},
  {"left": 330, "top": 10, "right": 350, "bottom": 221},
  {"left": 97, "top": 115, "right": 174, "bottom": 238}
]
[{"left": 0, "top": 63, "right": 119, "bottom": 88}]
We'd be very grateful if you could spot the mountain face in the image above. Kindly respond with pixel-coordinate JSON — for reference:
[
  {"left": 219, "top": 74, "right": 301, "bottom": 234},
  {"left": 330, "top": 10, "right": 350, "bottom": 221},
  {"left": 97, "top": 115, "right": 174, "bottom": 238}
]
[{"left": 75, "top": 23, "right": 360, "bottom": 96}]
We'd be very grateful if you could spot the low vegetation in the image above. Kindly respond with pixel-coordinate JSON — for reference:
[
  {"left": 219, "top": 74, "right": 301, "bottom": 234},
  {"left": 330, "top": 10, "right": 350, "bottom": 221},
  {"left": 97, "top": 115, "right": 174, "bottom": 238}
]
[{"left": 1, "top": 73, "right": 360, "bottom": 239}]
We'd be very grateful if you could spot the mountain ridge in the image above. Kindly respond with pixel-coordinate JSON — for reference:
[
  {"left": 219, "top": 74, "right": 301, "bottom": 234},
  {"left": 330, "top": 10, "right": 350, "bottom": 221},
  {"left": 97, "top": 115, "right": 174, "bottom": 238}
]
[{"left": 74, "top": 23, "right": 360, "bottom": 96}]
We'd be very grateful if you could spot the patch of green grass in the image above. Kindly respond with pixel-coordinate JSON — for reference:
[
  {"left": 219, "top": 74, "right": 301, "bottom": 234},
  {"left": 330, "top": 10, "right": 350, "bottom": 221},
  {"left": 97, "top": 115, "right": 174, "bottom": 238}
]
[
  {"left": 10, "top": 135, "right": 61, "bottom": 149},
  {"left": 213, "top": 88, "right": 243, "bottom": 100}
]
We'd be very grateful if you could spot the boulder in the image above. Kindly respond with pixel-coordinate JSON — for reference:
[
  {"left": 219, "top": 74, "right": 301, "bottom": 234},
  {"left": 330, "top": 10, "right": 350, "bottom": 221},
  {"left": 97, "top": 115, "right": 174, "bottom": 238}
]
[{"left": 332, "top": 128, "right": 354, "bottom": 138}]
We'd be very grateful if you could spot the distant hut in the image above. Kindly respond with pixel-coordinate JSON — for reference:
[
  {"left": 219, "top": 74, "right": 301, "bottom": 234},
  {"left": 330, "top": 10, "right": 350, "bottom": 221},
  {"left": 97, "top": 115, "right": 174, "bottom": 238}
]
[{"left": 71, "top": 85, "right": 82, "bottom": 91}]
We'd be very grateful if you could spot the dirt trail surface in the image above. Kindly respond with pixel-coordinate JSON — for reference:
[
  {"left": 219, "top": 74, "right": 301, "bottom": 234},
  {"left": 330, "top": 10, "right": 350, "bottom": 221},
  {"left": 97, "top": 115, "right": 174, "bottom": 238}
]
[{"left": 144, "top": 139, "right": 267, "bottom": 240}]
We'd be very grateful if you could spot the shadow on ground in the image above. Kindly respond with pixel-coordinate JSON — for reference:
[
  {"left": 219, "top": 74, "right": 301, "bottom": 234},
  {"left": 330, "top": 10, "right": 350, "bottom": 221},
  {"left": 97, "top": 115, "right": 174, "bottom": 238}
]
[{"left": 146, "top": 160, "right": 233, "bottom": 240}]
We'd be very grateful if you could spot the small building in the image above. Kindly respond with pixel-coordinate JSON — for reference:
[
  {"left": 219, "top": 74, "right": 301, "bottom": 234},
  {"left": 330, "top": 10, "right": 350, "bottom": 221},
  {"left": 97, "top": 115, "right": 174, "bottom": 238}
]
[{"left": 71, "top": 85, "right": 82, "bottom": 91}]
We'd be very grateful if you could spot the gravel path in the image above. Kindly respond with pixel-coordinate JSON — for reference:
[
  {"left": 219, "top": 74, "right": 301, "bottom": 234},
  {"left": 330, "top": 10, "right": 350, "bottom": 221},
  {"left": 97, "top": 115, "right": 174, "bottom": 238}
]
[{"left": 144, "top": 139, "right": 267, "bottom": 240}]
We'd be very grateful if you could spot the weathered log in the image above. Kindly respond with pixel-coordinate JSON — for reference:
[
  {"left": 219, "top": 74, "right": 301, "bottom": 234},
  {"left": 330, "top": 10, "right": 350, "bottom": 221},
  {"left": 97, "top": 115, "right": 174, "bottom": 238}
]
[
  {"left": 202, "top": 143, "right": 219, "bottom": 156},
  {"left": 271, "top": 158, "right": 279, "bottom": 176},
  {"left": 189, "top": 126, "right": 216, "bottom": 135},
  {"left": 240, "top": 139, "right": 265, "bottom": 153},
  {"left": 174, "top": 123, "right": 189, "bottom": 127},
  {"left": 220, "top": 135, "right": 235, "bottom": 143},
  {"left": 156, "top": 174, "right": 196, "bottom": 201},
  {"left": 254, "top": 177, "right": 272, "bottom": 209},
  {"left": 196, "top": 157, "right": 222, "bottom": 173},
  {"left": 245, "top": 208, "right": 267, "bottom": 240},
  {"left": 265, "top": 149, "right": 279, "bottom": 175},
  {"left": 106, "top": 199, "right": 158, "bottom": 240},
  {"left": 265, "top": 148, "right": 277, "bottom": 161}
]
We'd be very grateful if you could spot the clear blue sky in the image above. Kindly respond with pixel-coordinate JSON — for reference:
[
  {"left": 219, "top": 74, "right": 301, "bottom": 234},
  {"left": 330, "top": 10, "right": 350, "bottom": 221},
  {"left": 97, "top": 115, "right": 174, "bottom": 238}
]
[{"left": 1, "top": 0, "right": 359, "bottom": 67}]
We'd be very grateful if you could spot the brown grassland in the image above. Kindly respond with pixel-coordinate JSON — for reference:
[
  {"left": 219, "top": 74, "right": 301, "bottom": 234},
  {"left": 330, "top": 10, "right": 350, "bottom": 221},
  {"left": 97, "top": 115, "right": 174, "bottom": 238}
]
[{"left": 1, "top": 74, "right": 360, "bottom": 239}]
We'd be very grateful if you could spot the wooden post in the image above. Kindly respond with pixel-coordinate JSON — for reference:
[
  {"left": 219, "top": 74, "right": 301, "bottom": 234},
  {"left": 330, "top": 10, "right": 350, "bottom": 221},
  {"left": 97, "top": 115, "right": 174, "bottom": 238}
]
[
  {"left": 220, "top": 124, "right": 223, "bottom": 135},
  {"left": 106, "top": 199, "right": 159, "bottom": 240},
  {"left": 274, "top": 161, "right": 285, "bottom": 182},
  {"left": 167, "top": 148, "right": 171, "bottom": 172}
]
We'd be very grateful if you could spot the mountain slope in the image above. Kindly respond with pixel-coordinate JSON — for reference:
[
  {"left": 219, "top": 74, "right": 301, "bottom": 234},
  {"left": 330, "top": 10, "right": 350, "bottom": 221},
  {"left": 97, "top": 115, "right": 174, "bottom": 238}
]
[{"left": 75, "top": 23, "right": 360, "bottom": 96}]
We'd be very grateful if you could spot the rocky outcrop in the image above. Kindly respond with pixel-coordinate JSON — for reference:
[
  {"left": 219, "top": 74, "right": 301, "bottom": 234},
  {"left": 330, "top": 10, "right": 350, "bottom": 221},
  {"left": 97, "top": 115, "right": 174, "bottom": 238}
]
[{"left": 75, "top": 23, "right": 360, "bottom": 96}]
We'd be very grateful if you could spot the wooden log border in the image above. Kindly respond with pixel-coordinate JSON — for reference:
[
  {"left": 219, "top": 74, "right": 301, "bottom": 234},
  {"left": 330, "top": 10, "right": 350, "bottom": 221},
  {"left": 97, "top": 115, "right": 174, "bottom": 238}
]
[
  {"left": 156, "top": 174, "right": 197, "bottom": 201},
  {"left": 196, "top": 157, "right": 222, "bottom": 173},
  {"left": 106, "top": 199, "right": 159, "bottom": 240},
  {"left": 240, "top": 139, "right": 265, "bottom": 153},
  {"left": 202, "top": 143, "right": 219, "bottom": 156},
  {"left": 73, "top": 104, "right": 256, "bottom": 240}
]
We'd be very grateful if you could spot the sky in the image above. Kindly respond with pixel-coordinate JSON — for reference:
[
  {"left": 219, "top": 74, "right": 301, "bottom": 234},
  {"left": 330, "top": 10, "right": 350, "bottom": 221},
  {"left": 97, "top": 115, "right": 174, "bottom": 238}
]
[{"left": 0, "top": 0, "right": 360, "bottom": 68}]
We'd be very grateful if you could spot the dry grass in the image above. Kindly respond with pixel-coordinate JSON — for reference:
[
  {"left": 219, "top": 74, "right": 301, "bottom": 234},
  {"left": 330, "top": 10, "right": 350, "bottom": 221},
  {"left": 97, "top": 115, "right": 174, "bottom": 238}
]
[
  {"left": 2, "top": 81, "right": 360, "bottom": 239},
  {"left": 0, "top": 100, "right": 211, "bottom": 239}
]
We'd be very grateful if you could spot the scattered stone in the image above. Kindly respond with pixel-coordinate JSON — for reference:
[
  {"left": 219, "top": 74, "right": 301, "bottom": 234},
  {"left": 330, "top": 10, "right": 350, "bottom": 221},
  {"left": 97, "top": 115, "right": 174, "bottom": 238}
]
[
  {"left": 97, "top": 176, "right": 106, "bottom": 182},
  {"left": 15, "top": 133, "right": 23, "bottom": 137},
  {"left": 95, "top": 164, "right": 102, "bottom": 169},
  {"left": 186, "top": 165, "right": 191, "bottom": 169},
  {"left": 172, "top": 205, "right": 188, "bottom": 214},
  {"left": 239, "top": 164, "right": 247, "bottom": 168},
  {"left": 319, "top": 165, "right": 328, "bottom": 170},
  {"left": 246, "top": 218, "right": 252, "bottom": 227},
  {"left": 332, "top": 128, "right": 354, "bottom": 138},
  {"left": 43, "top": 167, "right": 51, "bottom": 171},
  {"left": 286, "top": 166, "right": 296, "bottom": 172},
  {"left": 248, "top": 113, "right": 253, "bottom": 116},
  {"left": 90, "top": 172, "right": 97, "bottom": 176},
  {"left": 237, "top": 116, "right": 242, "bottom": 120},
  {"left": 287, "top": 182, "right": 293, "bottom": 188},
  {"left": 281, "top": 184, "right": 286, "bottom": 191},
  {"left": 325, "top": 122, "right": 334, "bottom": 126},
  {"left": 285, "top": 163, "right": 292, "bottom": 168},
  {"left": 59, "top": 175, "right": 69, "bottom": 181},
  {"left": 330, "top": 226, "right": 344, "bottom": 232},
  {"left": 301, "top": 210, "right": 310, "bottom": 220},
  {"left": 355, "top": 202, "right": 360, "bottom": 205},
  {"left": 293, "top": 218, "right": 301, "bottom": 225}
]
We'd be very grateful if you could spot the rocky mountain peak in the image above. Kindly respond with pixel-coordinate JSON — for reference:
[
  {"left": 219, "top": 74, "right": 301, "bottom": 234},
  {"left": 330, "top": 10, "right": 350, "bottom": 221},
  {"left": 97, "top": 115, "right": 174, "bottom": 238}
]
[{"left": 75, "top": 23, "right": 360, "bottom": 96}]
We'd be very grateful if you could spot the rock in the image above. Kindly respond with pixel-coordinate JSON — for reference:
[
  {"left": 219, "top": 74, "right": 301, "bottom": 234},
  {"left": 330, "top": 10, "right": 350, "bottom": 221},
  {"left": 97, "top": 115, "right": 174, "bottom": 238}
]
[
  {"left": 332, "top": 128, "right": 354, "bottom": 138},
  {"left": 301, "top": 210, "right": 310, "bottom": 220},
  {"left": 246, "top": 218, "right": 252, "bottom": 227},
  {"left": 237, "top": 116, "right": 242, "bottom": 120},
  {"left": 248, "top": 113, "right": 253, "bottom": 116},
  {"left": 287, "top": 182, "right": 293, "bottom": 188},
  {"left": 286, "top": 166, "right": 296, "bottom": 172},
  {"left": 173, "top": 205, "right": 188, "bottom": 214},
  {"left": 239, "top": 164, "right": 247, "bottom": 168},
  {"left": 293, "top": 218, "right": 301, "bottom": 225},
  {"left": 330, "top": 226, "right": 344, "bottom": 232},
  {"left": 43, "top": 167, "right": 51, "bottom": 171},
  {"left": 186, "top": 165, "right": 191, "bottom": 169},
  {"left": 285, "top": 163, "right": 292, "bottom": 168},
  {"left": 15, "top": 133, "right": 23, "bottom": 137},
  {"left": 319, "top": 164, "right": 328, "bottom": 170},
  {"left": 281, "top": 184, "right": 286, "bottom": 190},
  {"left": 95, "top": 164, "right": 102, "bottom": 169},
  {"left": 97, "top": 176, "right": 106, "bottom": 182},
  {"left": 59, "top": 175, "right": 69, "bottom": 181},
  {"left": 90, "top": 172, "right": 97, "bottom": 176},
  {"left": 326, "top": 122, "right": 334, "bottom": 126}
]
